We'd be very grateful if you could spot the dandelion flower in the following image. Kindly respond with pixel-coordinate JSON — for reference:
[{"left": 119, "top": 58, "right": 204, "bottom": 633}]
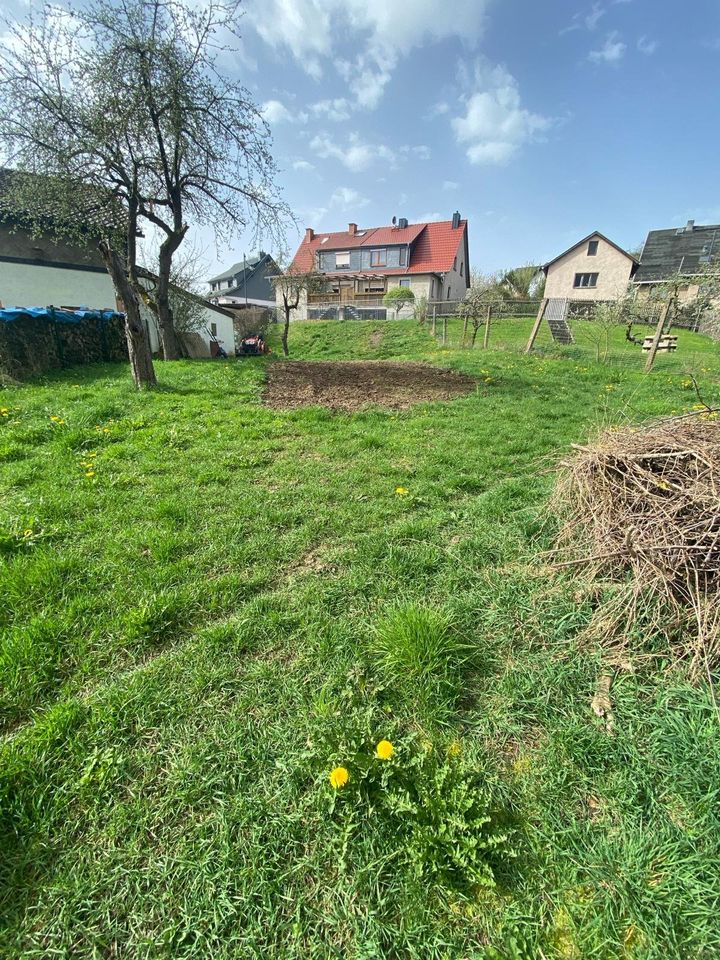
[
  {"left": 329, "top": 766, "right": 349, "bottom": 789},
  {"left": 375, "top": 739, "right": 394, "bottom": 760},
  {"left": 447, "top": 740, "right": 462, "bottom": 758},
  {"left": 395, "top": 487, "right": 409, "bottom": 496},
  {"left": 23, "top": 529, "right": 33, "bottom": 538},
  {"left": 1, "top": 407, "right": 9, "bottom": 416},
  {"left": 85, "top": 470, "right": 96, "bottom": 478}
]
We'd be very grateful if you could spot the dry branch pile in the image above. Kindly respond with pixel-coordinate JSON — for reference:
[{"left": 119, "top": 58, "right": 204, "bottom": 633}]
[{"left": 553, "top": 414, "right": 720, "bottom": 676}]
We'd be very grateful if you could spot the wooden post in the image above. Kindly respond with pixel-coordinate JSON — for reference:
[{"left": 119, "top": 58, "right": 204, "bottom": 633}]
[
  {"left": 442, "top": 315, "right": 448, "bottom": 346},
  {"left": 461, "top": 314, "right": 469, "bottom": 347},
  {"left": 525, "top": 298, "right": 548, "bottom": 354},
  {"left": 483, "top": 303, "right": 492, "bottom": 349},
  {"left": 644, "top": 302, "right": 671, "bottom": 372},
  {"left": 431, "top": 305, "right": 437, "bottom": 337}
]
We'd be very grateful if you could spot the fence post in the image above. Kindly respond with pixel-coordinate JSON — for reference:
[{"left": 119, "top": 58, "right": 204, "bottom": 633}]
[
  {"left": 483, "top": 303, "right": 492, "bottom": 349},
  {"left": 644, "top": 302, "right": 671, "bottom": 372},
  {"left": 525, "top": 298, "right": 548, "bottom": 354},
  {"left": 431, "top": 305, "right": 436, "bottom": 337},
  {"left": 442, "top": 314, "right": 448, "bottom": 346}
]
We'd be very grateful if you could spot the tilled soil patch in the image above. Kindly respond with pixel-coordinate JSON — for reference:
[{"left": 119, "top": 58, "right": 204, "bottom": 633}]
[{"left": 264, "top": 360, "right": 477, "bottom": 411}]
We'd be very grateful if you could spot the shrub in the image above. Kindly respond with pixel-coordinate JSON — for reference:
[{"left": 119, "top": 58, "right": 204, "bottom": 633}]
[{"left": 383, "top": 286, "right": 415, "bottom": 317}]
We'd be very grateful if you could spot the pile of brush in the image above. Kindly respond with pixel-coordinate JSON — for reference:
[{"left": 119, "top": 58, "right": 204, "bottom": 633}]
[{"left": 553, "top": 413, "right": 720, "bottom": 677}]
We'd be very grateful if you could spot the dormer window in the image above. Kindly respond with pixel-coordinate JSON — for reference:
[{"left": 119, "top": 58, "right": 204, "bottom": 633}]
[
  {"left": 587, "top": 240, "right": 599, "bottom": 256},
  {"left": 335, "top": 251, "right": 350, "bottom": 269}
]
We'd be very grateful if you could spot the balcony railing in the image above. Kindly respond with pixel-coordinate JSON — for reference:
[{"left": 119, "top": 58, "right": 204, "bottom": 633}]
[{"left": 308, "top": 290, "right": 387, "bottom": 305}]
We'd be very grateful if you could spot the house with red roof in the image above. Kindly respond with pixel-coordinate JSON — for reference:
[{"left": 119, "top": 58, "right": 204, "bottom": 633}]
[{"left": 279, "top": 212, "right": 470, "bottom": 320}]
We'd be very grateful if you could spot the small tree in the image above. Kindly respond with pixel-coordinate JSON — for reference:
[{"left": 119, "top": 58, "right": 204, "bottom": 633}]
[
  {"left": 272, "top": 264, "right": 325, "bottom": 356},
  {"left": 383, "top": 286, "right": 415, "bottom": 319},
  {"left": 498, "top": 264, "right": 542, "bottom": 301},
  {"left": 458, "top": 275, "right": 503, "bottom": 347}
]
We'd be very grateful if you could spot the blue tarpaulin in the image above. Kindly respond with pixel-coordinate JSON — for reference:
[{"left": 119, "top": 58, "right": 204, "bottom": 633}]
[{"left": 0, "top": 307, "right": 124, "bottom": 324}]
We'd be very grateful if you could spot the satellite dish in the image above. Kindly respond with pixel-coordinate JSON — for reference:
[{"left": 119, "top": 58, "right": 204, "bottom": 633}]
[{"left": 392, "top": 216, "right": 397, "bottom": 226}]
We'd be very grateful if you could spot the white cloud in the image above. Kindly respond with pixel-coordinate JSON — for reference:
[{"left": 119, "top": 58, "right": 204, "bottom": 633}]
[
  {"left": 413, "top": 211, "right": 441, "bottom": 223},
  {"left": 589, "top": 31, "right": 626, "bottom": 62},
  {"left": 248, "top": 0, "right": 492, "bottom": 111},
  {"left": 560, "top": 1, "right": 606, "bottom": 35},
  {"left": 442, "top": 180, "right": 459, "bottom": 191},
  {"left": 637, "top": 35, "right": 658, "bottom": 55},
  {"left": 330, "top": 187, "right": 370, "bottom": 210},
  {"left": 261, "top": 99, "right": 307, "bottom": 124},
  {"left": 310, "top": 132, "right": 396, "bottom": 171},
  {"left": 427, "top": 101, "right": 450, "bottom": 118},
  {"left": 451, "top": 61, "right": 553, "bottom": 166},
  {"left": 292, "top": 159, "right": 315, "bottom": 171},
  {"left": 310, "top": 98, "right": 353, "bottom": 121}
]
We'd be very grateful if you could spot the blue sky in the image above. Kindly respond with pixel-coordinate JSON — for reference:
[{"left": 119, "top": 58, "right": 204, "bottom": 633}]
[{"left": 215, "top": 0, "right": 720, "bottom": 280}]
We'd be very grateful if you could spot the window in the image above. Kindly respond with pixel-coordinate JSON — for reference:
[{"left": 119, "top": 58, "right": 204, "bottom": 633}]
[
  {"left": 573, "top": 272, "right": 599, "bottom": 288},
  {"left": 460, "top": 261, "right": 464, "bottom": 277},
  {"left": 399, "top": 278, "right": 410, "bottom": 288},
  {"left": 447, "top": 287, "right": 451, "bottom": 300},
  {"left": 370, "top": 249, "right": 387, "bottom": 267},
  {"left": 587, "top": 240, "right": 599, "bottom": 256},
  {"left": 399, "top": 247, "right": 407, "bottom": 266},
  {"left": 335, "top": 251, "right": 350, "bottom": 269},
  {"left": 453, "top": 256, "right": 457, "bottom": 270},
  {"left": 210, "top": 322, "right": 217, "bottom": 336}
]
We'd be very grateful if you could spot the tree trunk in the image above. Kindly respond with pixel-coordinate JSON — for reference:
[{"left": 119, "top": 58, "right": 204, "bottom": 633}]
[
  {"left": 281, "top": 305, "right": 291, "bottom": 356},
  {"left": 100, "top": 243, "right": 157, "bottom": 389},
  {"left": 155, "top": 240, "right": 183, "bottom": 360}
]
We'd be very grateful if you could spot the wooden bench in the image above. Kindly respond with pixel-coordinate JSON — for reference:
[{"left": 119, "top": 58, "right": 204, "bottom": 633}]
[{"left": 642, "top": 335, "right": 677, "bottom": 353}]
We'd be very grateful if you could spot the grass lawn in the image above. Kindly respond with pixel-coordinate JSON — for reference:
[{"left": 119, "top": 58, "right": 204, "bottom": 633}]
[{"left": 1, "top": 318, "right": 720, "bottom": 958}]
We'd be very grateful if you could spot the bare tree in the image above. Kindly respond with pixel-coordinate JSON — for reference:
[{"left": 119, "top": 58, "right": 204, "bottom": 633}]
[
  {"left": 457, "top": 275, "right": 503, "bottom": 347},
  {"left": 272, "top": 264, "right": 325, "bottom": 356}
]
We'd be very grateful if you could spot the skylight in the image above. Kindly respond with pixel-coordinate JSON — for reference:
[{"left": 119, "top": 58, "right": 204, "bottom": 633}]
[{"left": 321, "top": 237, "right": 329, "bottom": 244}]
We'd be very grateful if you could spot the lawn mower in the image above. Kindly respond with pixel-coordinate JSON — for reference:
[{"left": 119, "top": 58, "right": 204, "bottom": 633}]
[{"left": 239, "top": 333, "right": 269, "bottom": 356}]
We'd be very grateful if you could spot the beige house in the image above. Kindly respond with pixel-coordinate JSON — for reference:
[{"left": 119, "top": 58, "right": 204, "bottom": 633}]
[{"left": 542, "top": 232, "right": 638, "bottom": 302}]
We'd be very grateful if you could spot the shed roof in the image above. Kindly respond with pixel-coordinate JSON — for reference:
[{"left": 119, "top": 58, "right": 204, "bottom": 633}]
[{"left": 634, "top": 223, "right": 720, "bottom": 282}]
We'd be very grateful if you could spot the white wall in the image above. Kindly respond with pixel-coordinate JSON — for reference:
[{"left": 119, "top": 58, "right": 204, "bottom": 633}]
[
  {"left": 545, "top": 235, "right": 634, "bottom": 301},
  {"left": 143, "top": 302, "right": 236, "bottom": 356},
  {"left": 0, "top": 261, "right": 117, "bottom": 310}
]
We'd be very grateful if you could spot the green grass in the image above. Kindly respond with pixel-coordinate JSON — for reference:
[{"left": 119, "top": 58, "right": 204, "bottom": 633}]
[{"left": 1, "top": 317, "right": 720, "bottom": 958}]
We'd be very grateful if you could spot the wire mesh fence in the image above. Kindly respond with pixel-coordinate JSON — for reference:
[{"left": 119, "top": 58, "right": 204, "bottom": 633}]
[{"left": 422, "top": 300, "right": 719, "bottom": 374}]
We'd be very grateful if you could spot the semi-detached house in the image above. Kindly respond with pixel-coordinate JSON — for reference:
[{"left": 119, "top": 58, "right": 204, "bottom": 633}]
[{"left": 281, "top": 212, "right": 470, "bottom": 321}]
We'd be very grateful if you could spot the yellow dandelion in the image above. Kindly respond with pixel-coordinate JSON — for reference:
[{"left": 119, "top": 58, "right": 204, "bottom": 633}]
[
  {"left": 329, "top": 766, "right": 349, "bottom": 789},
  {"left": 85, "top": 469, "right": 96, "bottom": 478},
  {"left": 23, "top": 529, "right": 33, "bottom": 538},
  {"left": 0, "top": 407, "right": 9, "bottom": 416},
  {"left": 447, "top": 740, "right": 462, "bottom": 758},
  {"left": 375, "top": 739, "right": 394, "bottom": 760},
  {"left": 395, "top": 486, "right": 409, "bottom": 496}
]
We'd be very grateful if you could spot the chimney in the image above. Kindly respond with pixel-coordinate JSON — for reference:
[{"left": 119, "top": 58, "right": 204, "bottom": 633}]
[
  {"left": 686, "top": 220, "right": 695, "bottom": 232},
  {"left": 398, "top": 217, "right": 408, "bottom": 229},
  {"left": 451, "top": 211, "right": 461, "bottom": 230},
  {"left": 305, "top": 227, "right": 314, "bottom": 242},
  {"left": 348, "top": 222, "right": 357, "bottom": 236}
]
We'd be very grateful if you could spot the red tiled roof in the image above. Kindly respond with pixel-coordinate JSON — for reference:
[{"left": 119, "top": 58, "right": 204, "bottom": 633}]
[{"left": 290, "top": 218, "right": 467, "bottom": 276}]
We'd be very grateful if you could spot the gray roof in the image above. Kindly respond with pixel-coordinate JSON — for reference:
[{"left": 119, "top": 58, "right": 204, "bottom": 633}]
[
  {"left": 208, "top": 252, "right": 265, "bottom": 285},
  {"left": 634, "top": 222, "right": 720, "bottom": 283}
]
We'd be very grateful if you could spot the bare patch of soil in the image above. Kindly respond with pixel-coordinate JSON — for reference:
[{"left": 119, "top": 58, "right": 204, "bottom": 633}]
[{"left": 264, "top": 361, "right": 476, "bottom": 412}]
